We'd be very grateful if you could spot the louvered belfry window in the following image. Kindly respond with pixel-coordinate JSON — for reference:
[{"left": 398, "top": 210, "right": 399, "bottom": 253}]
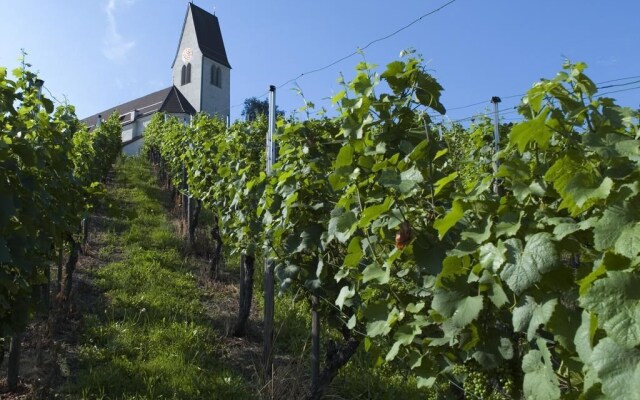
[{"left": 211, "top": 65, "right": 222, "bottom": 88}]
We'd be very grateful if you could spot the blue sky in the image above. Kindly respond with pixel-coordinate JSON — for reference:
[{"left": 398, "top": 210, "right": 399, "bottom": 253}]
[{"left": 1, "top": 0, "right": 638, "bottom": 123}]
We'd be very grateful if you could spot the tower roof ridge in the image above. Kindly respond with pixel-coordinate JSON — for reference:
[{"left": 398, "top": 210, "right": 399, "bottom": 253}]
[{"left": 189, "top": 3, "right": 231, "bottom": 68}]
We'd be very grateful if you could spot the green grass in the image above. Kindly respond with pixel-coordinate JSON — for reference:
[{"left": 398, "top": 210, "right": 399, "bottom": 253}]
[{"left": 64, "top": 157, "right": 253, "bottom": 400}]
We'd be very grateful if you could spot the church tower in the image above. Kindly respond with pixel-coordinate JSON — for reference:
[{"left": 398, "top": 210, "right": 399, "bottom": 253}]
[{"left": 171, "top": 3, "right": 231, "bottom": 122}]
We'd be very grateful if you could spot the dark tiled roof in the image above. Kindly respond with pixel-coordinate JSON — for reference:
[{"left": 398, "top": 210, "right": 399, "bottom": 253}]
[
  {"left": 160, "top": 86, "right": 197, "bottom": 114},
  {"left": 190, "top": 3, "right": 231, "bottom": 68},
  {"left": 81, "top": 87, "right": 172, "bottom": 129},
  {"left": 81, "top": 86, "right": 196, "bottom": 129}
]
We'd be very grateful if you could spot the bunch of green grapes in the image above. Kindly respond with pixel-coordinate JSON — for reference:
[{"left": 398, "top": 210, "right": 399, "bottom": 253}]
[
  {"left": 424, "top": 378, "right": 455, "bottom": 400},
  {"left": 464, "top": 369, "right": 491, "bottom": 398},
  {"left": 450, "top": 363, "right": 517, "bottom": 399},
  {"left": 494, "top": 364, "right": 516, "bottom": 399}
]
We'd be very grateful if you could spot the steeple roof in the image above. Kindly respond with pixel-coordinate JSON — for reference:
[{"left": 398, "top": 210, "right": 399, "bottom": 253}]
[
  {"left": 188, "top": 3, "right": 231, "bottom": 68},
  {"left": 159, "top": 86, "right": 197, "bottom": 114}
]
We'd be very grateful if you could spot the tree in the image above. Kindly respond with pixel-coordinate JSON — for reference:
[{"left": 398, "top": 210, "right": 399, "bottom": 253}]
[{"left": 241, "top": 96, "right": 283, "bottom": 121}]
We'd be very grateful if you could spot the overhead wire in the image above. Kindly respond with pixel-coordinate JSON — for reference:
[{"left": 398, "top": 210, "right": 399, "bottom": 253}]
[
  {"left": 430, "top": 75, "right": 640, "bottom": 125},
  {"left": 229, "top": 0, "right": 638, "bottom": 122},
  {"left": 597, "top": 78, "right": 640, "bottom": 90},
  {"left": 231, "top": 0, "right": 458, "bottom": 109},
  {"left": 598, "top": 85, "right": 640, "bottom": 97},
  {"left": 275, "top": 0, "right": 457, "bottom": 90},
  {"left": 596, "top": 75, "right": 640, "bottom": 85},
  {"left": 437, "top": 76, "right": 640, "bottom": 117}
]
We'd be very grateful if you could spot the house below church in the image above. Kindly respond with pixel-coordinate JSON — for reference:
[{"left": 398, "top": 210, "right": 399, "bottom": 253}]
[{"left": 82, "top": 2, "right": 231, "bottom": 155}]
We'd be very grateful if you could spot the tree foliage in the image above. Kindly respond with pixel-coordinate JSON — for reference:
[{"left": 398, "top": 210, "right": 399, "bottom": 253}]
[{"left": 241, "top": 96, "right": 283, "bottom": 121}]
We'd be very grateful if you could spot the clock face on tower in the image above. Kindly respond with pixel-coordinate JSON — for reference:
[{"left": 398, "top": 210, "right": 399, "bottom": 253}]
[{"left": 182, "top": 47, "right": 193, "bottom": 64}]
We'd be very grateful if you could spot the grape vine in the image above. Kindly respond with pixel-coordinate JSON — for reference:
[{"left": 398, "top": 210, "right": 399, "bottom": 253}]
[
  {"left": 1, "top": 64, "right": 121, "bottom": 389},
  {"left": 143, "top": 56, "right": 640, "bottom": 399}
]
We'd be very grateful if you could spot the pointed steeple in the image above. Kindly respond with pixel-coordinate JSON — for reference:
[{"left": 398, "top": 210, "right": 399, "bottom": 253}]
[{"left": 189, "top": 3, "right": 231, "bottom": 68}]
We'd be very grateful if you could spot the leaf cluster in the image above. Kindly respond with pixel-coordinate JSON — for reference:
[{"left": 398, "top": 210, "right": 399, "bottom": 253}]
[
  {"left": 0, "top": 66, "right": 121, "bottom": 336},
  {"left": 143, "top": 57, "right": 640, "bottom": 398}
]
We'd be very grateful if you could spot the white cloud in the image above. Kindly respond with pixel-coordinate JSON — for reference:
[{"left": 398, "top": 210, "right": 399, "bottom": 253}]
[{"left": 102, "top": 0, "right": 137, "bottom": 63}]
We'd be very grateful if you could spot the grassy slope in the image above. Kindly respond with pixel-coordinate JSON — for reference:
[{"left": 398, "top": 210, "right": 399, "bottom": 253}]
[
  {"left": 63, "top": 156, "right": 435, "bottom": 399},
  {"left": 64, "top": 157, "right": 253, "bottom": 399}
]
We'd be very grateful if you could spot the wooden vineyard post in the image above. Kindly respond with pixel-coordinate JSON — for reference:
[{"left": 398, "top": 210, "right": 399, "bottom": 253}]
[
  {"left": 7, "top": 333, "right": 21, "bottom": 391},
  {"left": 182, "top": 164, "right": 188, "bottom": 226},
  {"left": 239, "top": 254, "right": 246, "bottom": 325},
  {"left": 263, "top": 85, "right": 277, "bottom": 387},
  {"left": 263, "top": 259, "right": 275, "bottom": 386},
  {"left": 187, "top": 195, "right": 193, "bottom": 241},
  {"left": 81, "top": 217, "right": 89, "bottom": 253},
  {"left": 57, "top": 247, "right": 63, "bottom": 293},
  {"left": 43, "top": 263, "right": 50, "bottom": 311},
  {"left": 311, "top": 294, "right": 320, "bottom": 392},
  {"left": 234, "top": 254, "right": 255, "bottom": 336}
]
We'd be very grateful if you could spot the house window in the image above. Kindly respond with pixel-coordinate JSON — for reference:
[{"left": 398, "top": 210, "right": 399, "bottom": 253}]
[
  {"left": 211, "top": 65, "right": 222, "bottom": 88},
  {"left": 181, "top": 64, "right": 192, "bottom": 85}
]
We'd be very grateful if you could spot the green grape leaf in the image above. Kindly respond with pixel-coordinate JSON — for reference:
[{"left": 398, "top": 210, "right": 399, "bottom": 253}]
[
  {"left": 379, "top": 166, "right": 423, "bottom": 194},
  {"left": 594, "top": 204, "right": 633, "bottom": 253},
  {"left": 362, "top": 262, "right": 389, "bottom": 284},
  {"left": 488, "top": 281, "right": 509, "bottom": 308},
  {"left": 358, "top": 197, "right": 393, "bottom": 228},
  {"left": 432, "top": 289, "right": 483, "bottom": 328},
  {"left": 343, "top": 236, "right": 363, "bottom": 269},
  {"left": 614, "top": 224, "right": 640, "bottom": 260},
  {"left": 398, "top": 166, "right": 424, "bottom": 194},
  {"left": 364, "top": 302, "right": 394, "bottom": 337},
  {"left": 581, "top": 270, "right": 640, "bottom": 347},
  {"left": 335, "top": 143, "right": 354, "bottom": 168},
  {"left": 509, "top": 112, "right": 553, "bottom": 153},
  {"left": 545, "top": 154, "right": 613, "bottom": 215},
  {"left": 478, "top": 242, "right": 506, "bottom": 273},
  {"left": 590, "top": 338, "right": 640, "bottom": 400},
  {"left": 500, "top": 233, "right": 559, "bottom": 294},
  {"left": 459, "top": 217, "right": 493, "bottom": 245},
  {"left": 328, "top": 209, "right": 357, "bottom": 243},
  {"left": 495, "top": 211, "right": 522, "bottom": 238},
  {"left": 433, "top": 171, "right": 458, "bottom": 196},
  {"left": 522, "top": 346, "right": 561, "bottom": 400},
  {"left": 335, "top": 285, "right": 355, "bottom": 310},
  {"left": 513, "top": 296, "right": 558, "bottom": 341},
  {"left": 433, "top": 199, "right": 464, "bottom": 239},
  {"left": 436, "top": 256, "right": 469, "bottom": 286},
  {"left": 574, "top": 311, "right": 598, "bottom": 363},
  {"left": 386, "top": 323, "right": 422, "bottom": 361},
  {"left": 552, "top": 216, "right": 598, "bottom": 240},
  {"left": 414, "top": 238, "right": 446, "bottom": 276}
]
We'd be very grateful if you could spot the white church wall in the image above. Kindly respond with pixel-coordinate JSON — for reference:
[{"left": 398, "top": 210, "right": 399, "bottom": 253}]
[
  {"left": 135, "top": 114, "right": 155, "bottom": 138},
  {"left": 200, "top": 57, "right": 230, "bottom": 122},
  {"left": 123, "top": 137, "right": 144, "bottom": 156},
  {"left": 122, "top": 125, "right": 134, "bottom": 142}
]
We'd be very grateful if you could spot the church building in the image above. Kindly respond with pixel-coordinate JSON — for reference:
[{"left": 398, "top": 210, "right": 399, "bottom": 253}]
[{"left": 82, "top": 3, "right": 230, "bottom": 155}]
